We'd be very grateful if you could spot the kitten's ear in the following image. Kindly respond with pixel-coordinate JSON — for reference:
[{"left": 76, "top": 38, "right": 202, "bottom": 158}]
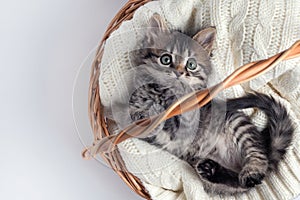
[
  {"left": 193, "top": 27, "right": 216, "bottom": 52},
  {"left": 149, "top": 13, "right": 169, "bottom": 31}
]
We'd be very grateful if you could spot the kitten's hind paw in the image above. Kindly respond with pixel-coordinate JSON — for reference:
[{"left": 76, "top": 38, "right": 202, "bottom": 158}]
[
  {"left": 196, "top": 159, "right": 219, "bottom": 180},
  {"left": 239, "top": 168, "right": 265, "bottom": 188}
]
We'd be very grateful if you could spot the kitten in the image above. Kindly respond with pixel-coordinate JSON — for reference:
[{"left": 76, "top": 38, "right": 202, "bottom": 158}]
[{"left": 127, "top": 14, "right": 294, "bottom": 195}]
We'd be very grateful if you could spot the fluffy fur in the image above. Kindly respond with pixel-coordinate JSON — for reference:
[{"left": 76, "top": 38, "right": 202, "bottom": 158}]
[{"left": 127, "top": 14, "right": 294, "bottom": 195}]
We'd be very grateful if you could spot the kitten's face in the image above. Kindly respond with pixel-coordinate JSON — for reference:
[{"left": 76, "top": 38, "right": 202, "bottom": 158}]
[{"left": 135, "top": 14, "right": 216, "bottom": 90}]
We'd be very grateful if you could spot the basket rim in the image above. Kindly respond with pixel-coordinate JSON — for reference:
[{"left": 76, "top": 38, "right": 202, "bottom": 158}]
[
  {"left": 87, "top": 0, "right": 152, "bottom": 199},
  {"left": 85, "top": 0, "right": 300, "bottom": 199}
]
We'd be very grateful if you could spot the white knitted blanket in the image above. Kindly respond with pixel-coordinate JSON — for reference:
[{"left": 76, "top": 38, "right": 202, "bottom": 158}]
[{"left": 99, "top": 0, "right": 300, "bottom": 199}]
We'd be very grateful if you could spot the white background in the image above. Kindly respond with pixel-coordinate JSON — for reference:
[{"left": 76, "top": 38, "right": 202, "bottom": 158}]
[
  {"left": 0, "top": 1, "right": 299, "bottom": 200},
  {"left": 0, "top": 0, "right": 142, "bottom": 199}
]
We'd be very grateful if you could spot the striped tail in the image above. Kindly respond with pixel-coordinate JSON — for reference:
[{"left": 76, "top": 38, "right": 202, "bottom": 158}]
[{"left": 226, "top": 92, "right": 294, "bottom": 171}]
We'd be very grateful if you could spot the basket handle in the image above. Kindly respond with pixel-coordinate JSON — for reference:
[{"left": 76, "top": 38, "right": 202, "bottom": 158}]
[{"left": 84, "top": 40, "right": 300, "bottom": 158}]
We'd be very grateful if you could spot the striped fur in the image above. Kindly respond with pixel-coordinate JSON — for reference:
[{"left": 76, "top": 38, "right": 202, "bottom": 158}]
[{"left": 128, "top": 14, "right": 294, "bottom": 195}]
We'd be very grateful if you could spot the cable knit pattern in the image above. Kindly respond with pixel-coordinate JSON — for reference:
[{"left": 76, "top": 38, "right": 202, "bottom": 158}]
[{"left": 98, "top": 0, "right": 300, "bottom": 199}]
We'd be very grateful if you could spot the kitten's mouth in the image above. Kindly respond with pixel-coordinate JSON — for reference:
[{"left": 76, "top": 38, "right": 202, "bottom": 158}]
[{"left": 173, "top": 71, "right": 186, "bottom": 78}]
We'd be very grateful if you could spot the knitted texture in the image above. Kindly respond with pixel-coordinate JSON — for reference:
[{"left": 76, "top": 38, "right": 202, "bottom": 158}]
[{"left": 99, "top": 0, "right": 300, "bottom": 199}]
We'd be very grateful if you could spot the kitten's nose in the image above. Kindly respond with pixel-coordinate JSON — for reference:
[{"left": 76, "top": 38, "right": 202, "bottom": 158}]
[{"left": 175, "top": 65, "right": 185, "bottom": 75}]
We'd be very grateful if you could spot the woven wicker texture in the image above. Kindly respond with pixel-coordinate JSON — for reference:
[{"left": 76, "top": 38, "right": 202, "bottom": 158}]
[
  {"left": 85, "top": 0, "right": 300, "bottom": 199},
  {"left": 87, "top": 1, "right": 152, "bottom": 199}
]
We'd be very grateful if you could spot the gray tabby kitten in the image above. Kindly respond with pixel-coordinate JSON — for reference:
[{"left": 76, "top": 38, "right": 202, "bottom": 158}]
[{"left": 128, "top": 14, "right": 294, "bottom": 195}]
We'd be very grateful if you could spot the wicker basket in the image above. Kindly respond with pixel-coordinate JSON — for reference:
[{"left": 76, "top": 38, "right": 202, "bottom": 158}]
[
  {"left": 86, "top": 0, "right": 300, "bottom": 199},
  {"left": 88, "top": 1, "right": 152, "bottom": 199}
]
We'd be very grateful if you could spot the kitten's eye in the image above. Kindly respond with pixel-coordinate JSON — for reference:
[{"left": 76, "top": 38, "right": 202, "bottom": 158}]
[
  {"left": 160, "top": 54, "right": 172, "bottom": 65},
  {"left": 186, "top": 58, "right": 197, "bottom": 71}
]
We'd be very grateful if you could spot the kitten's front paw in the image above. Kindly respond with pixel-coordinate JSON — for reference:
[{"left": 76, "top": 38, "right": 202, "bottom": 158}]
[
  {"left": 196, "top": 159, "right": 219, "bottom": 180},
  {"left": 131, "top": 111, "right": 147, "bottom": 121},
  {"left": 239, "top": 168, "right": 265, "bottom": 188}
]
